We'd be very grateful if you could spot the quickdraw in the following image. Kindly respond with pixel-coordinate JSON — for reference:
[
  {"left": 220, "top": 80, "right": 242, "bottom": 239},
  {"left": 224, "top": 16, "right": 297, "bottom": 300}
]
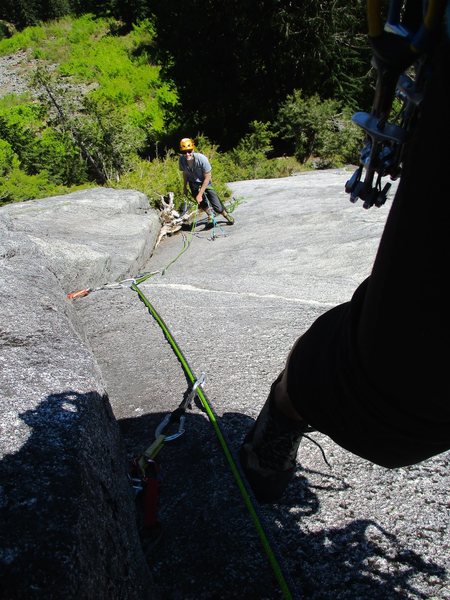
[
  {"left": 346, "top": 0, "right": 446, "bottom": 208},
  {"left": 66, "top": 272, "right": 159, "bottom": 300},
  {"left": 128, "top": 373, "right": 206, "bottom": 558}
]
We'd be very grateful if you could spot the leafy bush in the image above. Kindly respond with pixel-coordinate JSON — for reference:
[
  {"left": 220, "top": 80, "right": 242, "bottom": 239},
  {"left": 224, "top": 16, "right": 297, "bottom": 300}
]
[
  {"left": 112, "top": 132, "right": 304, "bottom": 211},
  {"left": 0, "top": 23, "right": 45, "bottom": 53},
  {"left": 219, "top": 122, "right": 305, "bottom": 182},
  {"left": 0, "top": 138, "right": 17, "bottom": 175},
  {"left": 224, "top": 121, "right": 273, "bottom": 179},
  {"left": 0, "top": 14, "right": 343, "bottom": 208},
  {"left": 274, "top": 90, "right": 364, "bottom": 168},
  {"left": 0, "top": 92, "right": 89, "bottom": 184},
  {"left": 0, "top": 20, "right": 17, "bottom": 41},
  {"left": 0, "top": 167, "right": 82, "bottom": 204},
  {"left": 25, "top": 15, "right": 179, "bottom": 142},
  {"left": 0, "top": 15, "right": 182, "bottom": 203},
  {"left": 110, "top": 152, "right": 184, "bottom": 208}
]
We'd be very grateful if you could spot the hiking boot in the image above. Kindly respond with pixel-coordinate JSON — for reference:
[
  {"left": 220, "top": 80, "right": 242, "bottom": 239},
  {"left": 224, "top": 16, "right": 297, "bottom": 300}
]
[
  {"left": 239, "top": 374, "right": 308, "bottom": 503},
  {"left": 222, "top": 210, "right": 235, "bottom": 225}
]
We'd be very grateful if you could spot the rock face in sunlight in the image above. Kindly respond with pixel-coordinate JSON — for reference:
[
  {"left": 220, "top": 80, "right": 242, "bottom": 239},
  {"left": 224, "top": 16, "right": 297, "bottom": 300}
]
[
  {"left": 0, "top": 189, "right": 160, "bottom": 599},
  {"left": 0, "top": 188, "right": 160, "bottom": 293}
]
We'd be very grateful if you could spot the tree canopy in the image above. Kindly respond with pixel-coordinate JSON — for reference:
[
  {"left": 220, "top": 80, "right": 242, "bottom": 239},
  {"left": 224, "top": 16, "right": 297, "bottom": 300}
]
[
  {"left": 0, "top": 0, "right": 373, "bottom": 148},
  {"left": 147, "top": 0, "right": 370, "bottom": 148}
]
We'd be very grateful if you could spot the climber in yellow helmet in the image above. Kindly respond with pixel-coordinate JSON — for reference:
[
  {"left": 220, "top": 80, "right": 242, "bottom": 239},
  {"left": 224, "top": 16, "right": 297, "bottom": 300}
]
[{"left": 178, "top": 138, "right": 234, "bottom": 228}]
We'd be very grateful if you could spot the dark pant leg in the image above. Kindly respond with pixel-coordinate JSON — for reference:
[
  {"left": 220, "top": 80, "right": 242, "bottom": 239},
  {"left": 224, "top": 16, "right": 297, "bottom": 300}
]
[
  {"left": 188, "top": 182, "right": 199, "bottom": 203},
  {"left": 203, "top": 187, "right": 224, "bottom": 213},
  {"left": 189, "top": 182, "right": 224, "bottom": 213},
  {"left": 285, "top": 40, "right": 450, "bottom": 467}
]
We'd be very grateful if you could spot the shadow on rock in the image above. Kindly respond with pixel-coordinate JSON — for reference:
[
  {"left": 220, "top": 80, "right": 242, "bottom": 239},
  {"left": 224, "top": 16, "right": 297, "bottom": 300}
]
[
  {"left": 120, "top": 407, "right": 448, "bottom": 599},
  {"left": 275, "top": 517, "right": 446, "bottom": 600},
  {"left": 0, "top": 391, "right": 152, "bottom": 600},
  {"left": 262, "top": 474, "right": 446, "bottom": 600},
  {"left": 119, "top": 409, "right": 320, "bottom": 600}
]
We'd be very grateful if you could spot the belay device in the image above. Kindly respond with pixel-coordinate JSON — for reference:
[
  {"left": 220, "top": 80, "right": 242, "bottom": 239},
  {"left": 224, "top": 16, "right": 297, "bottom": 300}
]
[{"left": 345, "top": 0, "right": 445, "bottom": 208}]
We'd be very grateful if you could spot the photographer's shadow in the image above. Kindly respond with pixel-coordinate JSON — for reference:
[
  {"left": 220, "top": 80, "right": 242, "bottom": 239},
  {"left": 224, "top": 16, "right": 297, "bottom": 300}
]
[{"left": 119, "top": 408, "right": 446, "bottom": 600}]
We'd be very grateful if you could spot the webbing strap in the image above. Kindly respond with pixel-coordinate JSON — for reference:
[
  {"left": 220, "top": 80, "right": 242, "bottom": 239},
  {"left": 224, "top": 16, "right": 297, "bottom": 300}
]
[
  {"left": 209, "top": 216, "right": 227, "bottom": 241},
  {"left": 140, "top": 433, "right": 166, "bottom": 468},
  {"left": 130, "top": 281, "right": 295, "bottom": 600}
]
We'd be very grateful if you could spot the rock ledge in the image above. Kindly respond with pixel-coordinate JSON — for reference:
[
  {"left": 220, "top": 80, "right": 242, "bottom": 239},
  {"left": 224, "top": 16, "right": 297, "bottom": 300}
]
[{"left": 0, "top": 188, "right": 161, "bottom": 599}]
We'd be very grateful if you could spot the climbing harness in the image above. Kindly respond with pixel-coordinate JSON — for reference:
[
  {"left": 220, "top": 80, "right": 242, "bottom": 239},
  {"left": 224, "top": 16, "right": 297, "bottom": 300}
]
[{"left": 346, "top": 0, "right": 445, "bottom": 208}]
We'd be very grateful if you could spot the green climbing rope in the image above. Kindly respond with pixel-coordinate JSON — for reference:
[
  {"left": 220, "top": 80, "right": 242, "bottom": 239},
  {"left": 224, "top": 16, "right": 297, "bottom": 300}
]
[{"left": 130, "top": 281, "right": 294, "bottom": 600}]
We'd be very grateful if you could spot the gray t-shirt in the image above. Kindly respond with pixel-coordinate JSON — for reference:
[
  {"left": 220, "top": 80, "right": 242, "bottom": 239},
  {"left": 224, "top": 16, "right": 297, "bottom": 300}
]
[{"left": 179, "top": 152, "right": 212, "bottom": 184}]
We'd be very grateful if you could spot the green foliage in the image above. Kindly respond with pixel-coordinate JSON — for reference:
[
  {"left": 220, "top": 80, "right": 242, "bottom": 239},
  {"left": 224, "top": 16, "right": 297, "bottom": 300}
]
[
  {"left": 0, "top": 167, "right": 81, "bottom": 204},
  {"left": 0, "top": 10, "right": 369, "bottom": 206},
  {"left": 110, "top": 152, "right": 184, "bottom": 208},
  {"left": 32, "top": 65, "right": 149, "bottom": 182},
  {"left": 0, "top": 15, "right": 178, "bottom": 144},
  {"left": 0, "top": 139, "right": 17, "bottom": 175},
  {"left": 223, "top": 121, "right": 276, "bottom": 180},
  {"left": 24, "top": 14, "right": 178, "bottom": 141},
  {"left": 30, "top": 128, "right": 87, "bottom": 183},
  {"left": 0, "top": 24, "right": 44, "bottom": 54},
  {"left": 0, "top": 20, "right": 17, "bottom": 41},
  {"left": 0, "top": 92, "right": 88, "bottom": 183},
  {"left": 0, "top": 89, "right": 94, "bottom": 202},
  {"left": 275, "top": 91, "right": 364, "bottom": 168},
  {"left": 0, "top": 15, "right": 182, "bottom": 203},
  {"left": 0, "top": 97, "right": 48, "bottom": 172},
  {"left": 148, "top": 0, "right": 370, "bottom": 147}
]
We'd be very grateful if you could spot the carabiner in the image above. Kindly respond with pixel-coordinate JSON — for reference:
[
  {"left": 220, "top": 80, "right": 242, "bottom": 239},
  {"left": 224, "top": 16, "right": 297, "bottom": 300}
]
[
  {"left": 116, "top": 278, "right": 137, "bottom": 289},
  {"left": 155, "top": 413, "right": 186, "bottom": 442},
  {"left": 181, "top": 372, "right": 206, "bottom": 410},
  {"left": 154, "top": 373, "right": 206, "bottom": 441}
]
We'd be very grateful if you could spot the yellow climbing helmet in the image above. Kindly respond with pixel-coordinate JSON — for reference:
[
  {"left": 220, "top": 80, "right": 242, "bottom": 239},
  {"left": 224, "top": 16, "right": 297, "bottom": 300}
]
[{"left": 179, "top": 138, "right": 195, "bottom": 152}]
